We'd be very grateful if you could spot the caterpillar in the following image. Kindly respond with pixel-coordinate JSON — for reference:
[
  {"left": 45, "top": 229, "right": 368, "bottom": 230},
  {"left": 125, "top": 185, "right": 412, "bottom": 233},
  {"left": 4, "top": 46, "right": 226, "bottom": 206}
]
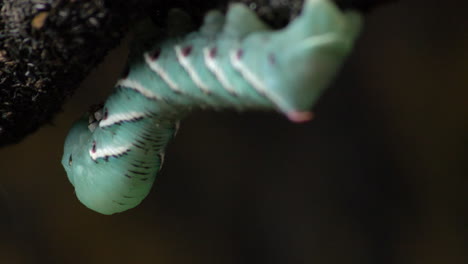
[{"left": 61, "top": 0, "right": 362, "bottom": 215}]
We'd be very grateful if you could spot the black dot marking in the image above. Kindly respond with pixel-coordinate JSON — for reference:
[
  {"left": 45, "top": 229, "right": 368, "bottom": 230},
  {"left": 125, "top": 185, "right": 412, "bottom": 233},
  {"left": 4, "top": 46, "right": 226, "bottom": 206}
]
[
  {"left": 149, "top": 48, "right": 161, "bottom": 60},
  {"left": 268, "top": 53, "right": 276, "bottom": 65},
  {"left": 124, "top": 174, "right": 133, "bottom": 179},
  {"left": 128, "top": 170, "right": 150, "bottom": 176},
  {"left": 171, "top": 89, "right": 182, "bottom": 95},
  {"left": 112, "top": 200, "right": 126, "bottom": 206},
  {"left": 131, "top": 163, "right": 151, "bottom": 169},
  {"left": 209, "top": 47, "right": 217, "bottom": 58},
  {"left": 181, "top": 45, "right": 192, "bottom": 56},
  {"left": 103, "top": 108, "right": 108, "bottom": 120},
  {"left": 132, "top": 142, "right": 146, "bottom": 150},
  {"left": 91, "top": 141, "right": 96, "bottom": 153},
  {"left": 68, "top": 154, "right": 73, "bottom": 166},
  {"left": 236, "top": 49, "right": 243, "bottom": 59},
  {"left": 134, "top": 139, "right": 146, "bottom": 146}
]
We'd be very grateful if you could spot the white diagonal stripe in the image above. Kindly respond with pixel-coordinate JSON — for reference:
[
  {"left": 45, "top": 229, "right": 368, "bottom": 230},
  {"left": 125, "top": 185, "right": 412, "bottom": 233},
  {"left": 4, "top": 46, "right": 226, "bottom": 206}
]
[
  {"left": 229, "top": 49, "right": 289, "bottom": 111},
  {"left": 117, "top": 79, "right": 160, "bottom": 100},
  {"left": 229, "top": 50, "right": 267, "bottom": 94},
  {"left": 203, "top": 47, "right": 237, "bottom": 95},
  {"left": 89, "top": 143, "right": 132, "bottom": 161},
  {"left": 99, "top": 111, "right": 146, "bottom": 127},
  {"left": 175, "top": 45, "right": 210, "bottom": 94},
  {"left": 144, "top": 53, "right": 182, "bottom": 93}
]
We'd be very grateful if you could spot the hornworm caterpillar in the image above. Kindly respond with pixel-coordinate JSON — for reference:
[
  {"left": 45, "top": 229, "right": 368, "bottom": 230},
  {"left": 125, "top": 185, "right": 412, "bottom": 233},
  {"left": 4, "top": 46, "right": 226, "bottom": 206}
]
[{"left": 62, "top": 0, "right": 362, "bottom": 215}]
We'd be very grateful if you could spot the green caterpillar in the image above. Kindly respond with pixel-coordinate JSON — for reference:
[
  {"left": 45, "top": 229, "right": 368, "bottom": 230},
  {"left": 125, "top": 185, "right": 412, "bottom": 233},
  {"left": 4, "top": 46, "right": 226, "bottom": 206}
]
[{"left": 62, "top": 0, "right": 362, "bottom": 215}]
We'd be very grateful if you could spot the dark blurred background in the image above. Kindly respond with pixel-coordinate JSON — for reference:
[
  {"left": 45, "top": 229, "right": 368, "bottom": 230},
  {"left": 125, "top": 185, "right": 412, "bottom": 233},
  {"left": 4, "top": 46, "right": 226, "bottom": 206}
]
[{"left": 0, "top": 0, "right": 466, "bottom": 263}]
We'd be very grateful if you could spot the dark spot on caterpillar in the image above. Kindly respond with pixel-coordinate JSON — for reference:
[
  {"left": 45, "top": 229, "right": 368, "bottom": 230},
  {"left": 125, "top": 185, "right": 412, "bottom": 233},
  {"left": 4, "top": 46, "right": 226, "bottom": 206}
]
[
  {"left": 134, "top": 139, "right": 146, "bottom": 146},
  {"left": 181, "top": 45, "right": 192, "bottom": 56},
  {"left": 202, "top": 88, "right": 212, "bottom": 96},
  {"left": 153, "top": 143, "right": 165, "bottom": 150},
  {"left": 132, "top": 142, "right": 146, "bottom": 150},
  {"left": 123, "top": 195, "right": 134, "bottom": 199},
  {"left": 172, "top": 90, "right": 182, "bottom": 95},
  {"left": 148, "top": 111, "right": 159, "bottom": 117},
  {"left": 209, "top": 47, "right": 217, "bottom": 58},
  {"left": 131, "top": 163, "right": 151, "bottom": 169},
  {"left": 152, "top": 144, "right": 165, "bottom": 150},
  {"left": 140, "top": 178, "right": 149, "bottom": 181},
  {"left": 230, "top": 90, "right": 239, "bottom": 97},
  {"left": 140, "top": 135, "right": 156, "bottom": 142},
  {"left": 112, "top": 200, "right": 126, "bottom": 206},
  {"left": 91, "top": 141, "right": 96, "bottom": 153},
  {"left": 268, "top": 53, "right": 276, "bottom": 65},
  {"left": 104, "top": 156, "right": 109, "bottom": 162},
  {"left": 140, "top": 135, "right": 161, "bottom": 144},
  {"left": 151, "top": 140, "right": 165, "bottom": 145},
  {"left": 133, "top": 140, "right": 146, "bottom": 146},
  {"left": 103, "top": 108, "right": 108, "bottom": 120},
  {"left": 124, "top": 174, "right": 133, "bottom": 179},
  {"left": 130, "top": 116, "right": 145, "bottom": 122},
  {"left": 128, "top": 170, "right": 150, "bottom": 176},
  {"left": 236, "top": 49, "right": 243, "bottom": 59},
  {"left": 149, "top": 48, "right": 161, "bottom": 60},
  {"left": 68, "top": 155, "right": 73, "bottom": 166}
]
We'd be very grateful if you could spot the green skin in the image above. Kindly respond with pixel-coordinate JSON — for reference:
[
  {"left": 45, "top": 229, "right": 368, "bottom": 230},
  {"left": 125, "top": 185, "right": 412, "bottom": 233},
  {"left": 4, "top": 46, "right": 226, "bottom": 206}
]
[{"left": 62, "top": 0, "right": 362, "bottom": 215}]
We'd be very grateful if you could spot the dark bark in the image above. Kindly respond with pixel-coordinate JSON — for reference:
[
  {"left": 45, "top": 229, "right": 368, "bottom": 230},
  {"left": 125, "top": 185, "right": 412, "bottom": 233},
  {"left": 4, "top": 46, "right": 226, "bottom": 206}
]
[{"left": 0, "top": 0, "right": 395, "bottom": 146}]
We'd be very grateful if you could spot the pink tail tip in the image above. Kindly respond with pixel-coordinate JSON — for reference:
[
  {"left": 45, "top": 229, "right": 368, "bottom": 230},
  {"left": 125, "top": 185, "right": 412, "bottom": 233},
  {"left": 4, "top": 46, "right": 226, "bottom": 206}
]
[{"left": 286, "top": 111, "right": 314, "bottom": 123}]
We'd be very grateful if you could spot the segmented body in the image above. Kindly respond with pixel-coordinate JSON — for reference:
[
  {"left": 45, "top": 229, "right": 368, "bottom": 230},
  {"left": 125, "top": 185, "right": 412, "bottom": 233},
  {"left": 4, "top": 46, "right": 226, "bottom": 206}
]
[{"left": 62, "top": 0, "right": 362, "bottom": 215}]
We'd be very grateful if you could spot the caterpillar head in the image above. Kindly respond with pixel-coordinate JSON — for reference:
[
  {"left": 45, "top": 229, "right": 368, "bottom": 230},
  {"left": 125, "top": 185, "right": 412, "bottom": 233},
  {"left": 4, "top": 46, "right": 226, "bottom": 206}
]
[
  {"left": 62, "top": 107, "right": 159, "bottom": 215},
  {"left": 62, "top": 114, "right": 125, "bottom": 215},
  {"left": 62, "top": 115, "right": 93, "bottom": 186},
  {"left": 62, "top": 105, "right": 104, "bottom": 184},
  {"left": 61, "top": 109, "right": 127, "bottom": 215}
]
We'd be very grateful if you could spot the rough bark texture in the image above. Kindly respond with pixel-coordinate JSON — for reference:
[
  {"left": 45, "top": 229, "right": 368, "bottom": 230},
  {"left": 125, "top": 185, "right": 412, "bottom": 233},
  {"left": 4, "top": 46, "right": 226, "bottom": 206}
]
[{"left": 0, "top": 0, "right": 395, "bottom": 146}]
